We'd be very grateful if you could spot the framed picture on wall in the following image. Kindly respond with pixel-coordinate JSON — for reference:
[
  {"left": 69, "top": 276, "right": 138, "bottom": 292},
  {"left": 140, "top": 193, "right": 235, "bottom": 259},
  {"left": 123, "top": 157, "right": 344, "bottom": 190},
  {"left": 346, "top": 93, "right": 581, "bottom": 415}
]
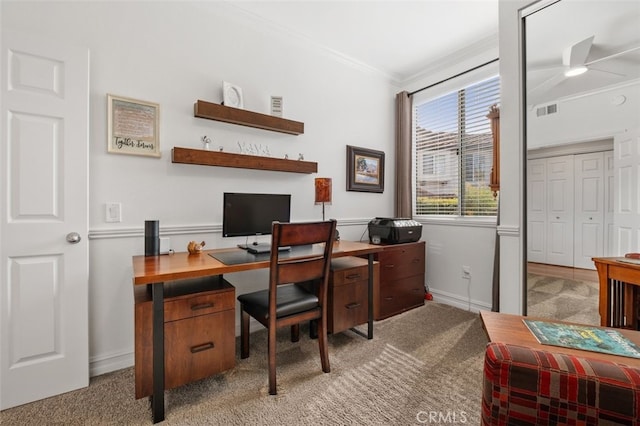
[
  {"left": 346, "top": 145, "right": 385, "bottom": 193},
  {"left": 107, "top": 94, "right": 160, "bottom": 157}
]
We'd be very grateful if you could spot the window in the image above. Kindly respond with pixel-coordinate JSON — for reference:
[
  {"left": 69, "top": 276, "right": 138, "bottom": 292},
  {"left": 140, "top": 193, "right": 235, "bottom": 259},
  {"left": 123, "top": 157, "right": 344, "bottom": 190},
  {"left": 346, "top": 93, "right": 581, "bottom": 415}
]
[{"left": 414, "top": 75, "right": 499, "bottom": 217}]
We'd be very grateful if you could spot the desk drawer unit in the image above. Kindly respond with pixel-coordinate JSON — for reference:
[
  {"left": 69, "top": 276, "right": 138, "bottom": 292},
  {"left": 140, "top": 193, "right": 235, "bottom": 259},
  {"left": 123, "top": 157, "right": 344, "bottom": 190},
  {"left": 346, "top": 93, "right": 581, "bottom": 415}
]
[
  {"left": 328, "top": 257, "right": 378, "bottom": 334},
  {"left": 373, "top": 241, "right": 425, "bottom": 320},
  {"left": 134, "top": 276, "right": 235, "bottom": 399}
]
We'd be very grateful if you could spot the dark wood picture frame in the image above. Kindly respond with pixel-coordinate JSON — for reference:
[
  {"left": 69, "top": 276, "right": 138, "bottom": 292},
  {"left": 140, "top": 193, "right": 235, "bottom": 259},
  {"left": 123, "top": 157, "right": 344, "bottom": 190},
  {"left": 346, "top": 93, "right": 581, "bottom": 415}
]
[{"left": 346, "top": 145, "right": 385, "bottom": 193}]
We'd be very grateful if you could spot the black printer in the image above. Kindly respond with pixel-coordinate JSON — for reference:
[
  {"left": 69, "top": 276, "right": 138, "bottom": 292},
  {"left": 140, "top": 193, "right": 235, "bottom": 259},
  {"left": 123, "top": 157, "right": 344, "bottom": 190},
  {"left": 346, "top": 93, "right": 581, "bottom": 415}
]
[{"left": 368, "top": 217, "right": 422, "bottom": 244}]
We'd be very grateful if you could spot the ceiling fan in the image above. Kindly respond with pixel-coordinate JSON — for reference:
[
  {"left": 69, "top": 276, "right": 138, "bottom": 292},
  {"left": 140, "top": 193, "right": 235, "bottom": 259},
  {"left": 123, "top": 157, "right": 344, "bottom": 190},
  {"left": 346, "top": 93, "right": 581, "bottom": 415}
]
[{"left": 528, "top": 35, "right": 640, "bottom": 101}]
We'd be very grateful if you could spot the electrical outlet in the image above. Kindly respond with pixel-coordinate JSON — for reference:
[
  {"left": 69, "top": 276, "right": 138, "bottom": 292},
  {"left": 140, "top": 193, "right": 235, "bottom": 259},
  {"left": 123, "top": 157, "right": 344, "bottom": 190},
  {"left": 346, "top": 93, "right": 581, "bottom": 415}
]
[
  {"left": 160, "top": 237, "right": 170, "bottom": 255},
  {"left": 462, "top": 265, "right": 471, "bottom": 279}
]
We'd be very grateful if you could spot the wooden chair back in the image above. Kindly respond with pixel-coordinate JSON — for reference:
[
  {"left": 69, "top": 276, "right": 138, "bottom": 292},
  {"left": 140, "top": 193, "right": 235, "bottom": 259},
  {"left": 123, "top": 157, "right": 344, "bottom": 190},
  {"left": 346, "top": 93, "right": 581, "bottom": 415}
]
[{"left": 269, "top": 220, "right": 337, "bottom": 289}]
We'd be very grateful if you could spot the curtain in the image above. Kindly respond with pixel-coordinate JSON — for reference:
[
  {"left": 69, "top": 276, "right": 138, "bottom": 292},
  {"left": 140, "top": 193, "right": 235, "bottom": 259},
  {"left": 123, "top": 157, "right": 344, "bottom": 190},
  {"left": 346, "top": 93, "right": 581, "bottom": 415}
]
[{"left": 395, "top": 91, "right": 412, "bottom": 217}]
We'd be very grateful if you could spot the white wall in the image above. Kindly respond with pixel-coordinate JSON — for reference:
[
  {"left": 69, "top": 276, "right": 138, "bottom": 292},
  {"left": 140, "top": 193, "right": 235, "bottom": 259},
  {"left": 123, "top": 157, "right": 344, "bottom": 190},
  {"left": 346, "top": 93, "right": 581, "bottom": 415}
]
[
  {"left": 420, "top": 222, "right": 495, "bottom": 311},
  {"left": 528, "top": 82, "right": 640, "bottom": 149},
  {"left": 1, "top": 1, "right": 509, "bottom": 379},
  {"left": 3, "top": 1, "right": 398, "bottom": 375},
  {"left": 498, "top": 0, "right": 528, "bottom": 314}
]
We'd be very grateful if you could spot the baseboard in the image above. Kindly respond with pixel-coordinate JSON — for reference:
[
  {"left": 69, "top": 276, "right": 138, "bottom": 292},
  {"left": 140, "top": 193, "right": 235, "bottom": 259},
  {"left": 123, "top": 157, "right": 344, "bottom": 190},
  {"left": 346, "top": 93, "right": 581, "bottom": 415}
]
[
  {"left": 430, "top": 288, "right": 491, "bottom": 313},
  {"left": 90, "top": 350, "right": 134, "bottom": 377}
]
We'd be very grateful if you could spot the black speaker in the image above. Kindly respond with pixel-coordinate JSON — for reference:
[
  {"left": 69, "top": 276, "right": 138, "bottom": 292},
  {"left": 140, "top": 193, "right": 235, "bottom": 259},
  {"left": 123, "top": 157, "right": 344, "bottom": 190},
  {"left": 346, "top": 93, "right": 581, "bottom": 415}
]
[{"left": 145, "top": 220, "right": 159, "bottom": 256}]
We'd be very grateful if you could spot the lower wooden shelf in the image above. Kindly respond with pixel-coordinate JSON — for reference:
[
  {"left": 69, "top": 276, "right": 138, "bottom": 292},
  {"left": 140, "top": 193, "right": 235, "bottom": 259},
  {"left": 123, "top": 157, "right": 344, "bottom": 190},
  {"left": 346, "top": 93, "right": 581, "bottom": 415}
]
[{"left": 172, "top": 147, "right": 317, "bottom": 174}]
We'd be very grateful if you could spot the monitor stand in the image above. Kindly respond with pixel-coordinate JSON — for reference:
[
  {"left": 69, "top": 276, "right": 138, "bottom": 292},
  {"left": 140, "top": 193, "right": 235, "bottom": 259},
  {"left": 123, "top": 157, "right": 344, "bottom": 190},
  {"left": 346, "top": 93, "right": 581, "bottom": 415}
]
[{"left": 245, "top": 243, "right": 291, "bottom": 255}]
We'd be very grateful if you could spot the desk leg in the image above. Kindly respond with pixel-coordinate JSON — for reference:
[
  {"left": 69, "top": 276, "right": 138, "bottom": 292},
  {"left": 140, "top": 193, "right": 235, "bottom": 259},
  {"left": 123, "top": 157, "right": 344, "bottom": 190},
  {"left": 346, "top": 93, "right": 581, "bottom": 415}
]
[
  {"left": 367, "top": 253, "right": 374, "bottom": 340},
  {"left": 151, "top": 282, "right": 165, "bottom": 423},
  {"left": 595, "top": 262, "right": 609, "bottom": 327}
]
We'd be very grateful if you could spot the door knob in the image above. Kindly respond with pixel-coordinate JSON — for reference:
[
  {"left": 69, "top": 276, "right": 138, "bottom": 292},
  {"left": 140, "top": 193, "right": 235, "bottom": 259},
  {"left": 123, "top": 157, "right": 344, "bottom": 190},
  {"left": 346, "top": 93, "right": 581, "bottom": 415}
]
[{"left": 66, "top": 232, "right": 82, "bottom": 244}]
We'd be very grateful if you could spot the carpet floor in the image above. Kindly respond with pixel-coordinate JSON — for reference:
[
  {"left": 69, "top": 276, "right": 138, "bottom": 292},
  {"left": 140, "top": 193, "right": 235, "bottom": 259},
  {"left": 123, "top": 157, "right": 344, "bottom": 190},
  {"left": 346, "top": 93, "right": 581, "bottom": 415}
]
[
  {"left": 527, "top": 273, "right": 600, "bottom": 326},
  {"left": 0, "top": 302, "right": 487, "bottom": 425}
]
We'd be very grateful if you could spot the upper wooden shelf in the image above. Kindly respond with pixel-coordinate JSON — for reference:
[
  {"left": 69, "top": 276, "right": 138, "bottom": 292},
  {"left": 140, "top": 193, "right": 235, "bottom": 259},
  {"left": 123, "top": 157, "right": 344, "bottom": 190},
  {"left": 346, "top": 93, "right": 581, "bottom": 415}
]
[
  {"left": 194, "top": 100, "right": 304, "bottom": 135},
  {"left": 172, "top": 147, "right": 317, "bottom": 174}
]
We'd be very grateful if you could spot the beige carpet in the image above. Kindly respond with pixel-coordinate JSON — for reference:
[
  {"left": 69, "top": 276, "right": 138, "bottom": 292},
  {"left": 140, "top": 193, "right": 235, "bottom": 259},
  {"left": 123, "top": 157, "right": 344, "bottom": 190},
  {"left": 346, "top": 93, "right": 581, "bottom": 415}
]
[
  {"left": 0, "top": 303, "right": 488, "bottom": 425},
  {"left": 527, "top": 273, "right": 600, "bottom": 326}
]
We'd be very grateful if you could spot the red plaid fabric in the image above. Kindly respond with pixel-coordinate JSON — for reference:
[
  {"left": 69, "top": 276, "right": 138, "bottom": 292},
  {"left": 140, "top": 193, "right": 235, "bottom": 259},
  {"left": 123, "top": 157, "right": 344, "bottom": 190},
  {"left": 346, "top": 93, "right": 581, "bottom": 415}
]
[{"left": 481, "top": 342, "right": 640, "bottom": 425}]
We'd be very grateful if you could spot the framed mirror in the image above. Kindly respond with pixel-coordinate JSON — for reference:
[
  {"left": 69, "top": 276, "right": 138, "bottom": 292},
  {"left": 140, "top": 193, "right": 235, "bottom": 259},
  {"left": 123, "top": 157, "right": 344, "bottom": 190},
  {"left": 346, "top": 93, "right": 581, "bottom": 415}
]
[{"left": 523, "top": 0, "right": 640, "bottom": 323}]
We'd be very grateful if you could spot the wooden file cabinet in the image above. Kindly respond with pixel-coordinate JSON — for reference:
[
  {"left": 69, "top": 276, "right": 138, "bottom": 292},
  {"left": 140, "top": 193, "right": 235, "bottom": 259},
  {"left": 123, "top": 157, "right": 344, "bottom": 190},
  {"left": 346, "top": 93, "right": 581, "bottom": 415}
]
[
  {"left": 134, "top": 276, "right": 235, "bottom": 399},
  {"left": 328, "top": 257, "right": 379, "bottom": 334},
  {"left": 373, "top": 241, "right": 425, "bottom": 320}
]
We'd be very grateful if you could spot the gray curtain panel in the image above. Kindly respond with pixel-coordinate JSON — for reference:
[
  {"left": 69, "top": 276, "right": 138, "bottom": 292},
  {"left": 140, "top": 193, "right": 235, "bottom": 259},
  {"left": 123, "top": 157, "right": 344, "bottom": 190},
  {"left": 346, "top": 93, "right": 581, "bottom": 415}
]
[{"left": 394, "top": 91, "right": 412, "bottom": 218}]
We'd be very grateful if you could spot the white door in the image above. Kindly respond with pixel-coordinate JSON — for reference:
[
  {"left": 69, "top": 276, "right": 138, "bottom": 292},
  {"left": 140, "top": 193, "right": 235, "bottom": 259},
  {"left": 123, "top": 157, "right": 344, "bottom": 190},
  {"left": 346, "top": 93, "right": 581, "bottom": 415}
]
[
  {"left": 527, "top": 158, "right": 546, "bottom": 263},
  {"left": 573, "top": 152, "right": 605, "bottom": 270},
  {"left": 604, "top": 151, "right": 615, "bottom": 256},
  {"left": 613, "top": 129, "right": 640, "bottom": 255},
  {"left": 1, "top": 31, "right": 89, "bottom": 409},
  {"left": 546, "top": 155, "right": 574, "bottom": 266}
]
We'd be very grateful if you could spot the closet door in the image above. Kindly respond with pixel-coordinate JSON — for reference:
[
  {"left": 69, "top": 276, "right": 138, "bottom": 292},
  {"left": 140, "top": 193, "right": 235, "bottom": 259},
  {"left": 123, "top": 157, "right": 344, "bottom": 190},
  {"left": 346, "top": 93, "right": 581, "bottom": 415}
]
[
  {"left": 527, "top": 158, "right": 547, "bottom": 263},
  {"left": 546, "top": 155, "right": 574, "bottom": 267},
  {"left": 614, "top": 129, "right": 640, "bottom": 255},
  {"left": 604, "top": 151, "right": 615, "bottom": 256},
  {"left": 574, "top": 152, "right": 605, "bottom": 269}
]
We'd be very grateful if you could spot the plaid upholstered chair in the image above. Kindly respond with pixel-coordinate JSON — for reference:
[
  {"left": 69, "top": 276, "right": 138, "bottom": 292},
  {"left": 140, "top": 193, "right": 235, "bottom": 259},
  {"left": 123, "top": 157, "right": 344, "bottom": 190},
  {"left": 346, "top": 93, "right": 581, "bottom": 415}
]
[{"left": 482, "top": 342, "right": 640, "bottom": 425}]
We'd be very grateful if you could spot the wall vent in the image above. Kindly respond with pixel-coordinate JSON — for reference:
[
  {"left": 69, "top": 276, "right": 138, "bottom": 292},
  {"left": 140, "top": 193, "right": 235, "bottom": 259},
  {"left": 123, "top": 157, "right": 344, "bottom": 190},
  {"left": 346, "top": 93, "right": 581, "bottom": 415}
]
[{"left": 536, "top": 103, "right": 558, "bottom": 117}]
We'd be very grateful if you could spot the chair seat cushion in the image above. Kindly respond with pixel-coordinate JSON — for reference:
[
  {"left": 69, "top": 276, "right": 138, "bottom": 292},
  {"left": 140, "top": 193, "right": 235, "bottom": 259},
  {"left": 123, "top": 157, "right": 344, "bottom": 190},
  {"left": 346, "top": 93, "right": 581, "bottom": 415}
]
[{"left": 238, "top": 284, "right": 319, "bottom": 321}]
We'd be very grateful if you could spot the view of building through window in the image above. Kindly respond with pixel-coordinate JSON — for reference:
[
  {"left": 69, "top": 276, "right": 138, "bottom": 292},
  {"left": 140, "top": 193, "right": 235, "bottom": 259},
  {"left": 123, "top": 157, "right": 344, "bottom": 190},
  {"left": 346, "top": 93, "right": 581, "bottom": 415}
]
[{"left": 414, "top": 75, "right": 500, "bottom": 216}]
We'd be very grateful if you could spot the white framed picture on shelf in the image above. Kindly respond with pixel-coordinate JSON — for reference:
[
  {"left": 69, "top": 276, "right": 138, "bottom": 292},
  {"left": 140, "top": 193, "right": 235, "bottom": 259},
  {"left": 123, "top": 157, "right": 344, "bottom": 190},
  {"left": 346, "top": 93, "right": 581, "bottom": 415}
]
[
  {"left": 271, "top": 96, "right": 283, "bottom": 117},
  {"left": 222, "top": 81, "right": 243, "bottom": 109}
]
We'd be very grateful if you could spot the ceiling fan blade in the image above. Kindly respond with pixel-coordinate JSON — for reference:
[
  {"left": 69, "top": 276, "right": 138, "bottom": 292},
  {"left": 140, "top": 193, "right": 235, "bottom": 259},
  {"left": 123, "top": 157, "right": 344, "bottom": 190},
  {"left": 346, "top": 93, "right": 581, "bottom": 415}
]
[
  {"left": 563, "top": 36, "right": 594, "bottom": 68},
  {"left": 588, "top": 66, "right": 626, "bottom": 77},
  {"left": 528, "top": 72, "right": 567, "bottom": 97},
  {"left": 585, "top": 45, "right": 640, "bottom": 66}
]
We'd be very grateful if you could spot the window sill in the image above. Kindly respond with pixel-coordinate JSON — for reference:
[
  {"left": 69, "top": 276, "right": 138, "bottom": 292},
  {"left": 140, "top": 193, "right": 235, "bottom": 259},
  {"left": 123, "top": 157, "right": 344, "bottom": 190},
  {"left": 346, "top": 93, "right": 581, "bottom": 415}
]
[{"left": 413, "top": 216, "right": 497, "bottom": 229}]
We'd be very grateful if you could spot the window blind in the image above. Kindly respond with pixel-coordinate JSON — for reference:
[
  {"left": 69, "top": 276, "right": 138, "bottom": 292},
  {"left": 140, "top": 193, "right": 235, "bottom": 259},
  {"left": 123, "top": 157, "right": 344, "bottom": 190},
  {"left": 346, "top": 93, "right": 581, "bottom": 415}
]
[{"left": 414, "top": 75, "right": 500, "bottom": 216}]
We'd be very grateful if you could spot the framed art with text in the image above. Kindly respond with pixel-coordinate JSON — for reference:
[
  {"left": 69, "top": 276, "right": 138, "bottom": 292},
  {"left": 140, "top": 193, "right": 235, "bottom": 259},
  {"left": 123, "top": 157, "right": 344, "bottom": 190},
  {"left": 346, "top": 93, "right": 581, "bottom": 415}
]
[
  {"left": 107, "top": 94, "right": 160, "bottom": 157},
  {"left": 346, "top": 145, "right": 385, "bottom": 193}
]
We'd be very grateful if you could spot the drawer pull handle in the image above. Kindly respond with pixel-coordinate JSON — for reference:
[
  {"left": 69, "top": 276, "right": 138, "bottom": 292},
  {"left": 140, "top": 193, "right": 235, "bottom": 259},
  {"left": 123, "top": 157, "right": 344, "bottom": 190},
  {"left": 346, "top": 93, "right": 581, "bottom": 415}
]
[
  {"left": 345, "top": 302, "right": 361, "bottom": 310},
  {"left": 191, "top": 342, "right": 215, "bottom": 353},
  {"left": 384, "top": 264, "right": 395, "bottom": 269},
  {"left": 191, "top": 303, "right": 214, "bottom": 311},
  {"left": 384, "top": 296, "right": 394, "bottom": 301},
  {"left": 411, "top": 258, "right": 420, "bottom": 263},
  {"left": 346, "top": 273, "right": 361, "bottom": 280}
]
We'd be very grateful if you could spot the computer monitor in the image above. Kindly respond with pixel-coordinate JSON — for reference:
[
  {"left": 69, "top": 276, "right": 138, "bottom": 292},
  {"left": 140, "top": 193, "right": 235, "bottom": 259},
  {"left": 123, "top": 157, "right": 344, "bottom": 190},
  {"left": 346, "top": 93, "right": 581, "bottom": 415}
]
[{"left": 222, "top": 192, "right": 291, "bottom": 240}]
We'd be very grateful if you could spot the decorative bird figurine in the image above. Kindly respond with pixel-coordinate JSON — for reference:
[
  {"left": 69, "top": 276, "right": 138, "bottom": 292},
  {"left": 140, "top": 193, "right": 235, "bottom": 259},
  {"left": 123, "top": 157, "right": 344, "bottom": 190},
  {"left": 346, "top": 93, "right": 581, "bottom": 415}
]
[{"left": 187, "top": 240, "right": 205, "bottom": 254}]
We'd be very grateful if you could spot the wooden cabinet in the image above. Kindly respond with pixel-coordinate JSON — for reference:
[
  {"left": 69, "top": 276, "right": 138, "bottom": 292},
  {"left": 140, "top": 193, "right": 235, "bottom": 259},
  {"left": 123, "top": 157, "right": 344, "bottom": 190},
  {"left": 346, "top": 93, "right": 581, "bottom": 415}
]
[
  {"left": 328, "top": 257, "right": 379, "bottom": 334},
  {"left": 372, "top": 241, "right": 425, "bottom": 320},
  {"left": 134, "top": 276, "right": 235, "bottom": 399}
]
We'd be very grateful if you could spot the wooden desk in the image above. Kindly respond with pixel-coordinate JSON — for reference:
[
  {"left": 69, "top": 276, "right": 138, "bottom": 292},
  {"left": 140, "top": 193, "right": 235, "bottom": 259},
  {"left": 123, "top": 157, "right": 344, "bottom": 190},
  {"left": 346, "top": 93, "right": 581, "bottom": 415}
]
[
  {"left": 132, "top": 240, "right": 383, "bottom": 423},
  {"left": 480, "top": 311, "right": 640, "bottom": 367},
  {"left": 592, "top": 257, "right": 640, "bottom": 330}
]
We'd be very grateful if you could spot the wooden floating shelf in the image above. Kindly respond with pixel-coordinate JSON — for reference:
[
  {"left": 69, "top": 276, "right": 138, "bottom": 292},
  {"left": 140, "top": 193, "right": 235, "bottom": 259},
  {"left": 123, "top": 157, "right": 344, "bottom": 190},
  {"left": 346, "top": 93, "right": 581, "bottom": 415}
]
[
  {"left": 171, "top": 147, "right": 317, "bottom": 174},
  {"left": 194, "top": 100, "right": 304, "bottom": 135}
]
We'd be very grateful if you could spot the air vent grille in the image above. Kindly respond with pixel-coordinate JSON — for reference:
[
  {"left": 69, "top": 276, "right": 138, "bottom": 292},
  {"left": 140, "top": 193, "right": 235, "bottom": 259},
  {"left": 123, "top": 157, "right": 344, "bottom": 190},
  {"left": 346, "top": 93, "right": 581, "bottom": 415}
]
[{"left": 536, "top": 103, "right": 558, "bottom": 117}]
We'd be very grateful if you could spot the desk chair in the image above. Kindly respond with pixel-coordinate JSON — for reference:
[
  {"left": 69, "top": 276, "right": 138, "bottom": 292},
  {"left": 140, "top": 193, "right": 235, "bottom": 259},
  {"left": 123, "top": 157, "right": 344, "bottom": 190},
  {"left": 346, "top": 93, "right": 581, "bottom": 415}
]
[{"left": 237, "top": 219, "right": 337, "bottom": 395}]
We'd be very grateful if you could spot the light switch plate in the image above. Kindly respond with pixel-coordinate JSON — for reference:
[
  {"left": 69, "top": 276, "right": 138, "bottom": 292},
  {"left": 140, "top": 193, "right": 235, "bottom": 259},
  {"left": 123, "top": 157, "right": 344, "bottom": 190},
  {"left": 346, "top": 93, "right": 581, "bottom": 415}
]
[{"left": 105, "top": 203, "right": 122, "bottom": 223}]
